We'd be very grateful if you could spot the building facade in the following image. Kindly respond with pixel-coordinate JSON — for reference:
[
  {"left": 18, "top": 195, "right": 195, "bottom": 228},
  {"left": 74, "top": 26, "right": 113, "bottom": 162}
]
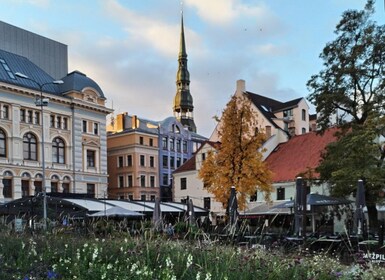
[
  {"left": 173, "top": 141, "right": 225, "bottom": 224},
  {"left": 0, "top": 30, "right": 112, "bottom": 203},
  {"left": 107, "top": 113, "right": 206, "bottom": 201}
]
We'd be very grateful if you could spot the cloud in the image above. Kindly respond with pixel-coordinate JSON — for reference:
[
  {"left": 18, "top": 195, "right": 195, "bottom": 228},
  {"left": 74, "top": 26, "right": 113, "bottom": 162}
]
[{"left": 185, "top": 0, "right": 274, "bottom": 26}]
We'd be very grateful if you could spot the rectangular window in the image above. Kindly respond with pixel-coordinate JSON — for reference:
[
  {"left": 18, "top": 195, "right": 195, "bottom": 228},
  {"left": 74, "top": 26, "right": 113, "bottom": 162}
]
[
  {"left": 176, "top": 157, "right": 181, "bottom": 168},
  {"left": 118, "top": 175, "right": 124, "bottom": 188},
  {"left": 202, "top": 153, "right": 206, "bottom": 161},
  {"left": 127, "top": 155, "right": 132, "bottom": 166},
  {"left": 141, "top": 194, "right": 146, "bottom": 201},
  {"left": 63, "top": 117, "right": 68, "bottom": 129},
  {"left": 162, "top": 137, "right": 168, "bottom": 149},
  {"left": 139, "top": 136, "right": 144, "bottom": 145},
  {"left": 93, "top": 123, "right": 98, "bottom": 135},
  {"left": 34, "top": 111, "right": 40, "bottom": 125},
  {"left": 82, "top": 120, "right": 87, "bottom": 133},
  {"left": 149, "top": 138, "right": 153, "bottom": 147},
  {"left": 162, "top": 174, "right": 168, "bottom": 185},
  {"left": 302, "top": 109, "right": 306, "bottom": 121},
  {"left": 20, "top": 109, "right": 26, "bottom": 122},
  {"left": 87, "top": 150, "right": 95, "bottom": 167},
  {"left": 50, "top": 115, "right": 55, "bottom": 127},
  {"left": 27, "top": 110, "right": 33, "bottom": 123},
  {"left": 277, "top": 187, "right": 285, "bottom": 200},
  {"left": 150, "top": 156, "right": 155, "bottom": 167},
  {"left": 118, "top": 156, "right": 124, "bottom": 168},
  {"left": 204, "top": 197, "right": 211, "bottom": 210},
  {"left": 127, "top": 175, "right": 133, "bottom": 187},
  {"left": 2, "top": 105, "right": 9, "bottom": 119},
  {"left": 57, "top": 116, "right": 62, "bottom": 128},
  {"left": 176, "top": 140, "right": 181, "bottom": 152},
  {"left": 128, "top": 194, "right": 134, "bottom": 200},
  {"left": 140, "top": 155, "right": 145, "bottom": 166},
  {"left": 170, "top": 156, "right": 175, "bottom": 169},
  {"left": 162, "top": 155, "right": 168, "bottom": 168},
  {"left": 150, "top": 176, "right": 155, "bottom": 187},
  {"left": 140, "top": 175, "right": 145, "bottom": 187},
  {"left": 170, "top": 138, "right": 175, "bottom": 151},
  {"left": 150, "top": 195, "right": 155, "bottom": 201},
  {"left": 181, "top": 178, "right": 187, "bottom": 190},
  {"left": 183, "top": 141, "right": 187, "bottom": 152},
  {"left": 87, "top": 184, "right": 95, "bottom": 197}
]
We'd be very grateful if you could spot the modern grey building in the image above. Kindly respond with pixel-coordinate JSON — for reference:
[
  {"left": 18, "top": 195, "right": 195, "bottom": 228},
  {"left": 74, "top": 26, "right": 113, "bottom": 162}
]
[{"left": 0, "top": 21, "right": 68, "bottom": 80}]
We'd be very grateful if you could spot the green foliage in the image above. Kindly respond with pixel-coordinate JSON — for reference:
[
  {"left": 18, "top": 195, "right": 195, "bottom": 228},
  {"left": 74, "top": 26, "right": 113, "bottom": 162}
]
[
  {"left": 1, "top": 232, "right": 385, "bottom": 279},
  {"left": 199, "top": 94, "right": 273, "bottom": 210},
  {"left": 306, "top": 0, "right": 385, "bottom": 230}
]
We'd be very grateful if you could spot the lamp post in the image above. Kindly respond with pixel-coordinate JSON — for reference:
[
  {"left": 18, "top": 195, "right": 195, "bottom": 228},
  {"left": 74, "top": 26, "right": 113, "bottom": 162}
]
[{"left": 15, "top": 72, "right": 63, "bottom": 231}]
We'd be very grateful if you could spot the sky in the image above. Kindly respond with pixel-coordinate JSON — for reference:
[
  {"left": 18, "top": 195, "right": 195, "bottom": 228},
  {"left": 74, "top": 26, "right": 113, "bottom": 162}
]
[{"left": 0, "top": 0, "right": 384, "bottom": 137}]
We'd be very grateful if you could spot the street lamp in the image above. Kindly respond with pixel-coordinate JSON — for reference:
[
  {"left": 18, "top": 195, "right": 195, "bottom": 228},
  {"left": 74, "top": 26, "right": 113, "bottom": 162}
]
[{"left": 15, "top": 72, "right": 63, "bottom": 231}]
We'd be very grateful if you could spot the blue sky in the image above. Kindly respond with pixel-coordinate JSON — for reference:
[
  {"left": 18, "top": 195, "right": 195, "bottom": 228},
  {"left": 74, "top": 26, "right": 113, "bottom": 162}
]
[{"left": 0, "top": 0, "right": 384, "bottom": 137}]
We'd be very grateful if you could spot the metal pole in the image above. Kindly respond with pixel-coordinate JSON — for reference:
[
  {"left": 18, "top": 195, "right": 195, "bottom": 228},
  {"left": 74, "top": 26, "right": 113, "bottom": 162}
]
[
  {"left": 40, "top": 86, "right": 48, "bottom": 231},
  {"left": 14, "top": 72, "right": 63, "bottom": 232}
]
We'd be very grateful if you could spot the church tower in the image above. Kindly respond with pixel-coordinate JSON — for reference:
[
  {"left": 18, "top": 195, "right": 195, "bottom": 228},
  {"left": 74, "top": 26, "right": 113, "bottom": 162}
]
[{"left": 173, "top": 13, "right": 197, "bottom": 133}]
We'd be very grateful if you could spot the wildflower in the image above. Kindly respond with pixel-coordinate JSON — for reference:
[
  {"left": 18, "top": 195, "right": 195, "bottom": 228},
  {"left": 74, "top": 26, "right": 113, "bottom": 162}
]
[
  {"left": 166, "top": 257, "right": 174, "bottom": 269},
  {"left": 186, "top": 254, "right": 193, "bottom": 268},
  {"left": 196, "top": 271, "right": 201, "bottom": 280},
  {"left": 47, "top": 270, "right": 58, "bottom": 279},
  {"left": 205, "top": 272, "right": 212, "bottom": 280}
]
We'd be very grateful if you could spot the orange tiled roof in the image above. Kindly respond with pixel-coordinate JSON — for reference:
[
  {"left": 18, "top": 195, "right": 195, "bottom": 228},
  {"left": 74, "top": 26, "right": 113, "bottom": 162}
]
[{"left": 265, "top": 128, "right": 338, "bottom": 183}]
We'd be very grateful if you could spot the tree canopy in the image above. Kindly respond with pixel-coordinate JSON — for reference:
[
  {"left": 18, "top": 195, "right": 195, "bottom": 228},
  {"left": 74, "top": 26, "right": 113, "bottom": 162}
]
[
  {"left": 198, "top": 94, "right": 273, "bottom": 211},
  {"left": 306, "top": 0, "right": 385, "bottom": 230}
]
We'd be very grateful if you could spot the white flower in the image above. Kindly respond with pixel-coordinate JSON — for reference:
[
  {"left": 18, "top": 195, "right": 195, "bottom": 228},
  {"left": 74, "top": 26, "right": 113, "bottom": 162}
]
[
  {"left": 196, "top": 271, "right": 201, "bottom": 280},
  {"left": 205, "top": 272, "right": 212, "bottom": 280},
  {"left": 186, "top": 254, "right": 193, "bottom": 268}
]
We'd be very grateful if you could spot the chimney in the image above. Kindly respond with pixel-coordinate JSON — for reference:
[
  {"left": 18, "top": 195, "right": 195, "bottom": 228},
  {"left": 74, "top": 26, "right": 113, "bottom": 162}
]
[
  {"left": 116, "top": 113, "right": 126, "bottom": 132},
  {"left": 236, "top": 79, "right": 246, "bottom": 92}
]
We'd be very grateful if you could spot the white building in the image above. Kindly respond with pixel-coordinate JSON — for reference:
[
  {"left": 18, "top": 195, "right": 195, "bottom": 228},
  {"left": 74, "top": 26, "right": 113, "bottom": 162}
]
[{"left": 0, "top": 35, "right": 112, "bottom": 202}]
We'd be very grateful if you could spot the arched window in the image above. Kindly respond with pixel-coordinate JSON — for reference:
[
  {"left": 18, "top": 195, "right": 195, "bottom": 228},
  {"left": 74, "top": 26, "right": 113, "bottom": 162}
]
[
  {"left": 52, "top": 137, "right": 65, "bottom": 164},
  {"left": 3, "top": 171, "right": 12, "bottom": 198},
  {"left": 23, "top": 132, "right": 37, "bottom": 160},
  {"left": 0, "top": 129, "right": 6, "bottom": 157}
]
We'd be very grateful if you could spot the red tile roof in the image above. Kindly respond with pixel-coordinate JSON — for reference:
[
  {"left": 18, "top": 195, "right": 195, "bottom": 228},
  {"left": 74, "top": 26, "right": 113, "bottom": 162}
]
[{"left": 265, "top": 128, "right": 338, "bottom": 183}]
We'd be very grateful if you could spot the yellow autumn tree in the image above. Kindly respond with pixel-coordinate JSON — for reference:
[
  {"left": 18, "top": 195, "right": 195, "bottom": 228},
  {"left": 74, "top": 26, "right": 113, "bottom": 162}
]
[{"left": 199, "top": 94, "right": 273, "bottom": 211}]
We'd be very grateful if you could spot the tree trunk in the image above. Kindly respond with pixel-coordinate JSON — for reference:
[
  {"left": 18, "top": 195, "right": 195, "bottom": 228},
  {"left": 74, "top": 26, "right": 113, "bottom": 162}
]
[{"left": 366, "top": 204, "right": 378, "bottom": 234}]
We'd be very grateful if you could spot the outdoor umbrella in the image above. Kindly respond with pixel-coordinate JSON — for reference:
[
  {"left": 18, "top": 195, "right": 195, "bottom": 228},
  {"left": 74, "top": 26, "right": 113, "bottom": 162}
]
[
  {"left": 88, "top": 206, "right": 144, "bottom": 218},
  {"left": 273, "top": 193, "right": 352, "bottom": 233},
  {"left": 186, "top": 198, "right": 196, "bottom": 226},
  {"left": 354, "top": 180, "right": 366, "bottom": 235},
  {"left": 227, "top": 186, "right": 238, "bottom": 234},
  {"left": 152, "top": 197, "right": 163, "bottom": 232},
  {"left": 273, "top": 193, "right": 351, "bottom": 208}
]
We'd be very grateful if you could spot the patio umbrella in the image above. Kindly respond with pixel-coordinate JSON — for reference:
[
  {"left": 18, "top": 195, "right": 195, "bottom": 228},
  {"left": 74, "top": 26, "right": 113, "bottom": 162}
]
[
  {"left": 88, "top": 206, "right": 144, "bottom": 218},
  {"left": 227, "top": 186, "right": 238, "bottom": 234},
  {"left": 152, "top": 197, "right": 163, "bottom": 232},
  {"left": 354, "top": 180, "right": 366, "bottom": 235},
  {"left": 187, "top": 198, "right": 196, "bottom": 226},
  {"left": 273, "top": 193, "right": 351, "bottom": 208},
  {"left": 273, "top": 193, "right": 352, "bottom": 233}
]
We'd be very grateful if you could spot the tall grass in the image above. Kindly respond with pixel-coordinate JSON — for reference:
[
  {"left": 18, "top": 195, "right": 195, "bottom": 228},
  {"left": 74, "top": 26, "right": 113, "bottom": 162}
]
[{"left": 1, "top": 228, "right": 385, "bottom": 280}]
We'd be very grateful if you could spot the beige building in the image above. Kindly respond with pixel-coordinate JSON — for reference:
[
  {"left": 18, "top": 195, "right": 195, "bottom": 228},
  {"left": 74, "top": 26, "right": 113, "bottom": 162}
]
[
  {"left": 107, "top": 114, "right": 159, "bottom": 200},
  {"left": 173, "top": 141, "right": 225, "bottom": 224}
]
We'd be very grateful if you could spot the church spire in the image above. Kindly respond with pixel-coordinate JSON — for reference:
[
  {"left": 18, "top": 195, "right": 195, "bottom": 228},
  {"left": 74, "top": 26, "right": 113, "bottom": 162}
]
[{"left": 173, "top": 12, "right": 196, "bottom": 133}]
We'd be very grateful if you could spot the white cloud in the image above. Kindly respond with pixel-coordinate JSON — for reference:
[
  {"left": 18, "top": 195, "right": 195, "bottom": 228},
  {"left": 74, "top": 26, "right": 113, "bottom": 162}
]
[{"left": 185, "top": 0, "right": 270, "bottom": 25}]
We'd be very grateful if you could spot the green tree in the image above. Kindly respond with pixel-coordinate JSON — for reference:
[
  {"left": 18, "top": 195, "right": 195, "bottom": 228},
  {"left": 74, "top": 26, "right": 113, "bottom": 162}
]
[
  {"left": 198, "top": 94, "right": 273, "bottom": 211},
  {"left": 307, "top": 0, "right": 385, "bottom": 231}
]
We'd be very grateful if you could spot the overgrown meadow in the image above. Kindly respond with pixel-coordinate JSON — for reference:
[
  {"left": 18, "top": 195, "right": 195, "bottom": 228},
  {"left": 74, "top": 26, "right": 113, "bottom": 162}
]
[{"left": 1, "top": 226, "right": 385, "bottom": 280}]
